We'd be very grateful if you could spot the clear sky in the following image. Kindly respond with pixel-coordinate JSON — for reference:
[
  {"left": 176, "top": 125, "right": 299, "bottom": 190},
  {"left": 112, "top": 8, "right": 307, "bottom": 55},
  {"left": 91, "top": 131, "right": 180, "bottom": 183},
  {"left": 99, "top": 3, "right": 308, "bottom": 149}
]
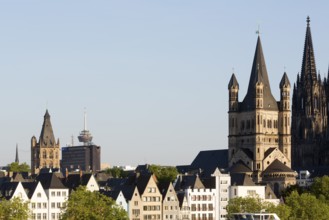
[{"left": 0, "top": 1, "right": 328, "bottom": 167}]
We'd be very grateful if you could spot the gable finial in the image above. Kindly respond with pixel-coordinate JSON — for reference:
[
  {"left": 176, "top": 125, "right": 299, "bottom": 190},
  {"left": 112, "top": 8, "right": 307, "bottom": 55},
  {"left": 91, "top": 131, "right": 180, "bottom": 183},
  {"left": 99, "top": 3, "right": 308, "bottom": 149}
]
[{"left": 307, "top": 16, "right": 310, "bottom": 26}]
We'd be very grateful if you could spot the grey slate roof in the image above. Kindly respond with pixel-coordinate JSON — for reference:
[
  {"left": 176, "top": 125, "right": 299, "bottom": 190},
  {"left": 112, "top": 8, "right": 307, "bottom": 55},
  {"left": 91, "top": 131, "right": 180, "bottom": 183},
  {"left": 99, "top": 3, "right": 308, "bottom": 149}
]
[
  {"left": 174, "top": 175, "right": 205, "bottom": 191},
  {"left": 280, "top": 72, "right": 291, "bottom": 88},
  {"left": 229, "top": 161, "right": 252, "bottom": 174},
  {"left": 22, "top": 182, "right": 38, "bottom": 199},
  {"left": 36, "top": 173, "right": 66, "bottom": 189},
  {"left": 231, "top": 173, "right": 255, "bottom": 186},
  {"left": 101, "top": 190, "right": 121, "bottom": 200},
  {"left": 263, "top": 159, "right": 294, "bottom": 173},
  {"left": 264, "top": 148, "right": 276, "bottom": 158},
  {"left": 63, "top": 173, "right": 94, "bottom": 190},
  {"left": 240, "top": 36, "right": 278, "bottom": 111},
  {"left": 190, "top": 149, "right": 228, "bottom": 177},
  {"left": 0, "top": 182, "right": 19, "bottom": 199},
  {"left": 228, "top": 73, "right": 239, "bottom": 89}
]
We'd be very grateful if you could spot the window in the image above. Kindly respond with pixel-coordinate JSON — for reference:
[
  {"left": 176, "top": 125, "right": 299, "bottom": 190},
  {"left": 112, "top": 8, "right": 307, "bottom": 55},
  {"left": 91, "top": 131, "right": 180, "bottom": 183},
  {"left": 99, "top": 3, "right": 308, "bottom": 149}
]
[
  {"left": 51, "top": 213, "right": 55, "bottom": 220},
  {"left": 57, "top": 202, "right": 61, "bottom": 208},
  {"left": 51, "top": 203, "right": 55, "bottom": 208},
  {"left": 57, "top": 191, "right": 61, "bottom": 196},
  {"left": 37, "top": 192, "right": 41, "bottom": 198},
  {"left": 51, "top": 191, "right": 55, "bottom": 197},
  {"left": 37, "top": 203, "right": 41, "bottom": 209},
  {"left": 42, "top": 213, "right": 47, "bottom": 220},
  {"left": 62, "top": 191, "right": 67, "bottom": 197},
  {"left": 32, "top": 203, "right": 36, "bottom": 209},
  {"left": 42, "top": 150, "right": 47, "bottom": 159},
  {"left": 134, "top": 201, "right": 138, "bottom": 206},
  {"left": 132, "top": 209, "right": 140, "bottom": 215},
  {"left": 247, "top": 190, "right": 257, "bottom": 196},
  {"left": 32, "top": 213, "right": 36, "bottom": 220},
  {"left": 57, "top": 213, "right": 61, "bottom": 219},
  {"left": 37, "top": 213, "right": 41, "bottom": 220},
  {"left": 43, "top": 203, "right": 47, "bottom": 209}
]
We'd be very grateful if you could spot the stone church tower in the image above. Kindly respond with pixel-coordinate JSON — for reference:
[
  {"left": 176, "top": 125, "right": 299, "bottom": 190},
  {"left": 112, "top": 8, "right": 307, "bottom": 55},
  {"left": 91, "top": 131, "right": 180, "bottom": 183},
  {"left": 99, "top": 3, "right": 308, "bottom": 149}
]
[
  {"left": 292, "top": 17, "right": 329, "bottom": 169},
  {"left": 228, "top": 35, "right": 296, "bottom": 194},
  {"left": 31, "top": 110, "right": 60, "bottom": 174}
]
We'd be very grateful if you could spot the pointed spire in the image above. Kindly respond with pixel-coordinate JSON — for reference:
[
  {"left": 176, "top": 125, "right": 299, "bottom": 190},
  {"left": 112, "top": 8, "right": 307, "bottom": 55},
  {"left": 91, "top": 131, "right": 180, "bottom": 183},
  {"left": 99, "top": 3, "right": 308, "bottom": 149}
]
[
  {"left": 280, "top": 72, "right": 291, "bottom": 88},
  {"left": 301, "top": 16, "right": 317, "bottom": 83},
  {"left": 39, "top": 110, "right": 56, "bottom": 147},
  {"left": 241, "top": 36, "right": 278, "bottom": 111},
  {"left": 15, "top": 144, "right": 19, "bottom": 164},
  {"left": 228, "top": 73, "right": 239, "bottom": 89}
]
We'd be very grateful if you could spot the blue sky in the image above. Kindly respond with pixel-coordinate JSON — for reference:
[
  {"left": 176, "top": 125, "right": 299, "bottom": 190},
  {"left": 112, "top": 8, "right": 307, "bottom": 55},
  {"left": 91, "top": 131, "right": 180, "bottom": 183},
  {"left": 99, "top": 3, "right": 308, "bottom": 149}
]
[{"left": 0, "top": 1, "right": 328, "bottom": 167}]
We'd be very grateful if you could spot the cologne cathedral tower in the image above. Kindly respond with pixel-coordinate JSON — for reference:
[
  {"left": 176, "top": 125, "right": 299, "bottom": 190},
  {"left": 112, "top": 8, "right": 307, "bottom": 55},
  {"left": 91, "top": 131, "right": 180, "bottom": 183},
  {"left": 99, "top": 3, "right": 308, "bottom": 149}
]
[
  {"left": 292, "top": 17, "right": 329, "bottom": 169},
  {"left": 31, "top": 110, "right": 61, "bottom": 174},
  {"left": 228, "top": 35, "right": 296, "bottom": 194}
]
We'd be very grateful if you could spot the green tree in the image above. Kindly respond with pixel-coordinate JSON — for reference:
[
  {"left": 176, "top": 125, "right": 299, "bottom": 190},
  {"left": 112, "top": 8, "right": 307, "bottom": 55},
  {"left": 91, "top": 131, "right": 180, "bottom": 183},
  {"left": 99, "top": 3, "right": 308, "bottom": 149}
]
[
  {"left": 285, "top": 190, "right": 329, "bottom": 220},
  {"left": 149, "top": 165, "right": 178, "bottom": 183},
  {"left": 0, "top": 197, "right": 30, "bottom": 220},
  {"left": 310, "top": 175, "right": 329, "bottom": 200},
  {"left": 104, "top": 167, "right": 127, "bottom": 178},
  {"left": 226, "top": 196, "right": 264, "bottom": 217},
  {"left": 267, "top": 203, "right": 291, "bottom": 220},
  {"left": 61, "top": 186, "right": 128, "bottom": 220},
  {"left": 8, "top": 162, "right": 30, "bottom": 173}
]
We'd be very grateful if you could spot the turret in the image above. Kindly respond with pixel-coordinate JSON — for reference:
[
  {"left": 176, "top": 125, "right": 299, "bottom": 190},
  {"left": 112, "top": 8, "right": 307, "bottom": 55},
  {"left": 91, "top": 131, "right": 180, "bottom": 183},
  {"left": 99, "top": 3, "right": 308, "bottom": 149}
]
[
  {"left": 280, "top": 72, "right": 291, "bottom": 111},
  {"left": 228, "top": 73, "right": 239, "bottom": 112}
]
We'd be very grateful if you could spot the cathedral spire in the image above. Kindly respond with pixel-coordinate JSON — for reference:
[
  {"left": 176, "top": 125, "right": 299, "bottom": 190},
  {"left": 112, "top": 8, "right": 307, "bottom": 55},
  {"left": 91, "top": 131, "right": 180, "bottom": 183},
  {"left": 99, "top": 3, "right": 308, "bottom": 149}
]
[
  {"left": 39, "top": 109, "right": 56, "bottom": 147},
  {"left": 15, "top": 144, "right": 19, "bottom": 164},
  {"left": 241, "top": 36, "right": 278, "bottom": 111},
  {"left": 301, "top": 16, "right": 317, "bottom": 84}
]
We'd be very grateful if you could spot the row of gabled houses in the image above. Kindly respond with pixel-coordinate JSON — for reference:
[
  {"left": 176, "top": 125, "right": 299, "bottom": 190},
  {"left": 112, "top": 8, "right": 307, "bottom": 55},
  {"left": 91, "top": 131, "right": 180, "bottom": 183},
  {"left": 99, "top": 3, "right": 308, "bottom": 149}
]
[
  {"left": 0, "top": 165, "right": 279, "bottom": 220},
  {"left": 101, "top": 167, "right": 279, "bottom": 220},
  {"left": 0, "top": 170, "right": 99, "bottom": 220}
]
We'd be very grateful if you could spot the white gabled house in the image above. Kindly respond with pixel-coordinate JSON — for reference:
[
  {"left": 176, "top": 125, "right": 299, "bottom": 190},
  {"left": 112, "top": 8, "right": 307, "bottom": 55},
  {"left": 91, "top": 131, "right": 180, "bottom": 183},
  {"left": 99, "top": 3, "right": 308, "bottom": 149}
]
[
  {"left": 22, "top": 182, "right": 48, "bottom": 220},
  {"left": 36, "top": 173, "right": 69, "bottom": 220}
]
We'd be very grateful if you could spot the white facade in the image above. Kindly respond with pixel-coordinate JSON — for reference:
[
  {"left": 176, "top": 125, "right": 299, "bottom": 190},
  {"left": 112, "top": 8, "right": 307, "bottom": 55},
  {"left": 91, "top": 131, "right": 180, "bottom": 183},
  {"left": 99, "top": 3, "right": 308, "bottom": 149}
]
[
  {"left": 85, "top": 175, "right": 99, "bottom": 192},
  {"left": 296, "top": 170, "right": 313, "bottom": 187},
  {"left": 212, "top": 168, "right": 230, "bottom": 220},
  {"left": 29, "top": 182, "right": 49, "bottom": 220},
  {"left": 186, "top": 188, "right": 216, "bottom": 220},
  {"left": 229, "top": 185, "right": 280, "bottom": 205},
  {"left": 115, "top": 190, "right": 128, "bottom": 212},
  {"left": 46, "top": 188, "right": 69, "bottom": 220},
  {"left": 10, "top": 182, "right": 29, "bottom": 202}
]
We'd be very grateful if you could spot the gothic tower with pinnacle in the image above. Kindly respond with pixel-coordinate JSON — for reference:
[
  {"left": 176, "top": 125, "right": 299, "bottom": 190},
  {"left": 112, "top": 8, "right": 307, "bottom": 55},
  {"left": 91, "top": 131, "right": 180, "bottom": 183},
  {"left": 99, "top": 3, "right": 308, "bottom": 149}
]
[
  {"left": 228, "top": 35, "right": 296, "bottom": 194},
  {"left": 292, "top": 17, "right": 329, "bottom": 169},
  {"left": 31, "top": 110, "right": 60, "bottom": 174}
]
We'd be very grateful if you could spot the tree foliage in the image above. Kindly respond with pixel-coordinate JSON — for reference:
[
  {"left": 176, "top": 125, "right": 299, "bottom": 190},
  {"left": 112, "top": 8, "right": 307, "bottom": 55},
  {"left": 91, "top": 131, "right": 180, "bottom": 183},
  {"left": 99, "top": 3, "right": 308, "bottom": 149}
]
[
  {"left": 310, "top": 175, "right": 329, "bottom": 200},
  {"left": 284, "top": 190, "right": 329, "bottom": 220},
  {"left": 61, "top": 186, "right": 128, "bottom": 220},
  {"left": 104, "top": 167, "right": 128, "bottom": 178},
  {"left": 0, "top": 197, "right": 30, "bottom": 220},
  {"left": 149, "top": 165, "right": 178, "bottom": 183},
  {"left": 226, "top": 196, "right": 273, "bottom": 218},
  {"left": 7, "top": 162, "right": 30, "bottom": 173}
]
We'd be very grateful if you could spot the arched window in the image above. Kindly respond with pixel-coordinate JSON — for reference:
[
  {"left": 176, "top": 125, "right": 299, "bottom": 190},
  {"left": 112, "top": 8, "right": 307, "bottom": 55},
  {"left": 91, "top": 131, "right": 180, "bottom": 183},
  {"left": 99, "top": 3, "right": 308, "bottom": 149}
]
[{"left": 49, "top": 150, "right": 53, "bottom": 159}]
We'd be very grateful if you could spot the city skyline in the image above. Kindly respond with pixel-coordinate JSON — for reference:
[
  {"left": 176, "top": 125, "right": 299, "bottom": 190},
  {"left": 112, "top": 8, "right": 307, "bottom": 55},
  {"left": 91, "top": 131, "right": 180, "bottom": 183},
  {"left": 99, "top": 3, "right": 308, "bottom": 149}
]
[{"left": 0, "top": 1, "right": 328, "bottom": 167}]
